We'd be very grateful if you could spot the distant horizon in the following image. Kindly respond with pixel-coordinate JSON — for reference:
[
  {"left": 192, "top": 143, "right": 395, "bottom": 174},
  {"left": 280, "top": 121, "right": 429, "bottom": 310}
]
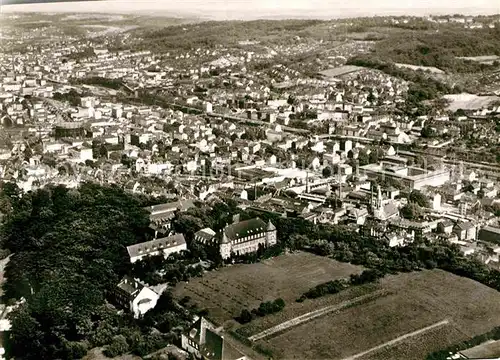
[{"left": 1, "top": 0, "right": 499, "bottom": 21}]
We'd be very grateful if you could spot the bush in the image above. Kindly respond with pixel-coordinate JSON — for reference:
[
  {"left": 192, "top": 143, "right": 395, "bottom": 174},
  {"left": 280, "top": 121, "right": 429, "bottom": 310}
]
[
  {"left": 237, "top": 309, "right": 253, "bottom": 324},
  {"left": 104, "top": 335, "right": 129, "bottom": 358},
  {"left": 303, "top": 279, "right": 349, "bottom": 299},
  {"left": 300, "top": 270, "right": 384, "bottom": 301},
  {"left": 64, "top": 341, "right": 88, "bottom": 359},
  {"left": 350, "top": 269, "right": 384, "bottom": 285},
  {"left": 409, "top": 190, "right": 431, "bottom": 208},
  {"left": 0, "top": 248, "right": 10, "bottom": 260},
  {"left": 236, "top": 298, "right": 286, "bottom": 324},
  {"left": 274, "top": 298, "right": 285, "bottom": 310}
]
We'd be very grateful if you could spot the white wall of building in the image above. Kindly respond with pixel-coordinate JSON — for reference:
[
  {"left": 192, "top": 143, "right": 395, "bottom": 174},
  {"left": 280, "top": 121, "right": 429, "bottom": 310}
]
[
  {"left": 131, "top": 287, "right": 159, "bottom": 318},
  {"left": 130, "top": 243, "right": 187, "bottom": 263}
]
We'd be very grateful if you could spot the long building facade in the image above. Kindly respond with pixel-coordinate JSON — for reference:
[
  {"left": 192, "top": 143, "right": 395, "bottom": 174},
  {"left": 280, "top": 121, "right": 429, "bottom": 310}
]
[{"left": 195, "top": 217, "right": 277, "bottom": 259}]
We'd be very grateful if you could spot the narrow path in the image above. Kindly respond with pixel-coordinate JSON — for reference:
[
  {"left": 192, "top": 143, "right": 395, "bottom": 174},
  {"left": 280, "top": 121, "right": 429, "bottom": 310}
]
[
  {"left": 341, "top": 319, "right": 450, "bottom": 360},
  {"left": 249, "top": 290, "right": 389, "bottom": 342},
  {"left": 222, "top": 331, "right": 266, "bottom": 360}
]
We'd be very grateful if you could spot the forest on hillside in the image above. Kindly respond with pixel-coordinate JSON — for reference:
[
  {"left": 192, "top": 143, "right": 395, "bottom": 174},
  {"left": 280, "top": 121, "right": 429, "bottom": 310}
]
[
  {"left": 135, "top": 19, "right": 326, "bottom": 51},
  {"left": 356, "top": 26, "right": 500, "bottom": 73}
]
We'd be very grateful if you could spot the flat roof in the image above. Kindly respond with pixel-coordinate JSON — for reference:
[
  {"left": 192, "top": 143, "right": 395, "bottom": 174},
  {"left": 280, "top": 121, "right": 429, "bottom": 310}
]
[{"left": 361, "top": 163, "right": 448, "bottom": 180}]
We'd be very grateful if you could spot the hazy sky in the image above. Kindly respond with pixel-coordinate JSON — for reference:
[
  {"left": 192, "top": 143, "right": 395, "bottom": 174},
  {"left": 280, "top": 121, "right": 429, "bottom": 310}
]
[{"left": 2, "top": 0, "right": 499, "bottom": 20}]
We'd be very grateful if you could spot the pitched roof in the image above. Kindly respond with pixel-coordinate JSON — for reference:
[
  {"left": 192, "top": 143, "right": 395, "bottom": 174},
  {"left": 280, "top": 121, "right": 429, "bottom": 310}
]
[
  {"left": 117, "top": 275, "right": 144, "bottom": 297},
  {"left": 222, "top": 341, "right": 246, "bottom": 360},
  {"left": 195, "top": 228, "right": 216, "bottom": 242},
  {"left": 150, "top": 211, "right": 176, "bottom": 223},
  {"left": 454, "top": 221, "right": 475, "bottom": 231},
  {"left": 439, "top": 219, "right": 454, "bottom": 227},
  {"left": 481, "top": 225, "right": 500, "bottom": 235},
  {"left": 202, "top": 328, "right": 223, "bottom": 360},
  {"left": 127, "top": 234, "right": 186, "bottom": 259},
  {"left": 186, "top": 317, "right": 244, "bottom": 360},
  {"left": 478, "top": 226, "right": 500, "bottom": 243},
  {"left": 380, "top": 202, "right": 398, "bottom": 219},
  {"left": 187, "top": 317, "right": 216, "bottom": 344},
  {"left": 223, "top": 218, "right": 268, "bottom": 241},
  {"left": 146, "top": 200, "right": 196, "bottom": 215}
]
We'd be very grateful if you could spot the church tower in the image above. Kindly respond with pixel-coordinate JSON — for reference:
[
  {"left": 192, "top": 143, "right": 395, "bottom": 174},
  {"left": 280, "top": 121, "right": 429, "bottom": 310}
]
[
  {"left": 220, "top": 231, "right": 232, "bottom": 259},
  {"left": 266, "top": 220, "right": 277, "bottom": 246},
  {"left": 371, "top": 183, "right": 383, "bottom": 219},
  {"left": 375, "top": 185, "right": 382, "bottom": 210}
]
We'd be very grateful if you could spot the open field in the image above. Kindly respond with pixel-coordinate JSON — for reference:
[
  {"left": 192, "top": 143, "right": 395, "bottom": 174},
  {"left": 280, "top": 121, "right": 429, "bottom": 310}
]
[
  {"left": 344, "top": 319, "right": 451, "bottom": 360},
  {"left": 319, "top": 66, "right": 365, "bottom": 78},
  {"left": 173, "top": 251, "right": 363, "bottom": 325},
  {"left": 395, "top": 63, "right": 445, "bottom": 74},
  {"left": 361, "top": 324, "right": 466, "bottom": 360},
  {"left": 457, "top": 55, "right": 500, "bottom": 65},
  {"left": 236, "top": 281, "right": 380, "bottom": 338},
  {"left": 253, "top": 270, "right": 500, "bottom": 360},
  {"left": 443, "top": 93, "right": 500, "bottom": 111},
  {"left": 248, "top": 290, "right": 390, "bottom": 342}
]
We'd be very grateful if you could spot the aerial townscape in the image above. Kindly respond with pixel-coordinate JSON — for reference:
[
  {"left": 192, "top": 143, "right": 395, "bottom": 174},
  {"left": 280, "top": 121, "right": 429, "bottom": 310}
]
[{"left": 1, "top": 3, "right": 500, "bottom": 360}]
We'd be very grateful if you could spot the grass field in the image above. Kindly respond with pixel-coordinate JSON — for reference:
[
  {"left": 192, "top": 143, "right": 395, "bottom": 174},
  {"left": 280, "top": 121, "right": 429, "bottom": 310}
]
[
  {"left": 395, "top": 63, "right": 445, "bottom": 74},
  {"left": 254, "top": 270, "right": 500, "bottom": 360},
  {"left": 443, "top": 93, "right": 500, "bottom": 111},
  {"left": 173, "top": 251, "right": 363, "bottom": 325},
  {"left": 361, "top": 325, "right": 465, "bottom": 360}
]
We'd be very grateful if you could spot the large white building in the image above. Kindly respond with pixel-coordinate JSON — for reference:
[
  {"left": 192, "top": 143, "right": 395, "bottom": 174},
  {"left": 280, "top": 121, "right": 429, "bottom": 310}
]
[
  {"left": 195, "top": 218, "right": 277, "bottom": 259},
  {"left": 127, "top": 234, "right": 187, "bottom": 263},
  {"left": 114, "top": 276, "right": 160, "bottom": 319},
  {"left": 361, "top": 162, "right": 450, "bottom": 190}
]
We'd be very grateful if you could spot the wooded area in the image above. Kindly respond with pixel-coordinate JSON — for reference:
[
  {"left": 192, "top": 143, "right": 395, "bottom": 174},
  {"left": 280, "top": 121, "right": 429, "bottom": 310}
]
[
  {"left": 362, "top": 27, "right": 500, "bottom": 73},
  {"left": 0, "top": 183, "right": 191, "bottom": 359}
]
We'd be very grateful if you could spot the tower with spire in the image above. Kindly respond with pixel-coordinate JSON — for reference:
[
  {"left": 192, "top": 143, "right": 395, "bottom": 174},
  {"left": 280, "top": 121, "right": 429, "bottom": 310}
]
[
  {"left": 371, "top": 182, "right": 383, "bottom": 218},
  {"left": 266, "top": 220, "right": 277, "bottom": 246},
  {"left": 376, "top": 185, "right": 382, "bottom": 210}
]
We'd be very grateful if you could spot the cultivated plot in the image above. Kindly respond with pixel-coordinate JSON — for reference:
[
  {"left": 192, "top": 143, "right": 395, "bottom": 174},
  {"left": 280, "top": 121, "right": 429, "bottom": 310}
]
[
  {"left": 254, "top": 270, "right": 500, "bottom": 360},
  {"left": 173, "top": 251, "right": 363, "bottom": 324}
]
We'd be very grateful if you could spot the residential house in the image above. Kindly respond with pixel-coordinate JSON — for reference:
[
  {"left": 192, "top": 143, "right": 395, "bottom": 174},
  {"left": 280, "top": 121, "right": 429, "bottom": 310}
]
[
  {"left": 438, "top": 219, "right": 454, "bottom": 234},
  {"left": 113, "top": 276, "right": 160, "bottom": 319},
  {"left": 384, "top": 230, "right": 412, "bottom": 247},
  {"left": 453, "top": 221, "right": 477, "bottom": 241}
]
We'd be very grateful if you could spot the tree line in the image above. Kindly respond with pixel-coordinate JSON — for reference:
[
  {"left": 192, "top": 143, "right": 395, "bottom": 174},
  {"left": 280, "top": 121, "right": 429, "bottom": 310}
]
[
  {"left": 73, "top": 77, "right": 125, "bottom": 90},
  {"left": 297, "top": 269, "right": 385, "bottom": 302}
]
